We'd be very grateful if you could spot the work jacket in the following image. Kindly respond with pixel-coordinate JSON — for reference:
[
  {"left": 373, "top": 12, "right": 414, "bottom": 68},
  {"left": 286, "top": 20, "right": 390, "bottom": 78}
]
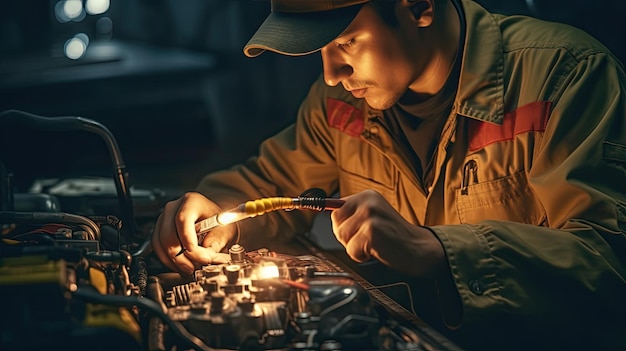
[{"left": 196, "top": 0, "right": 626, "bottom": 349}]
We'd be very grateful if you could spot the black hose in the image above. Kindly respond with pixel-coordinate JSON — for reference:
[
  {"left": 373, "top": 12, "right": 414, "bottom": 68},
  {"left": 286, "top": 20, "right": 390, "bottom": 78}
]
[{"left": 0, "top": 109, "right": 137, "bottom": 237}]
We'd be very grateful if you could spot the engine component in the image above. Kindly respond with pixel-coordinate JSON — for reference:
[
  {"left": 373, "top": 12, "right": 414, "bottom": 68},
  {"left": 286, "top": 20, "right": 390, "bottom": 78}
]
[
  {"left": 0, "top": 246, "right": 143, "bottom": 351},
  {"left": 146, "top": 245, "right": 444, "bottom": 351}
]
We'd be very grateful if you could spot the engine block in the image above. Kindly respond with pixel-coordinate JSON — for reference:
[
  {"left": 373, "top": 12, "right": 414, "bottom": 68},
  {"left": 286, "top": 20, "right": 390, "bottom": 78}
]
[{"left": 149, "top": 245, "right": 383, "bottom": 351}]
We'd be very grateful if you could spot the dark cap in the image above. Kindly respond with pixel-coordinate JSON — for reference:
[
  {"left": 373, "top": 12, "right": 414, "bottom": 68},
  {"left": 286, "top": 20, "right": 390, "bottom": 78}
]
[{"left": 244, "top": 0, "right": 371, "bottom": 58}]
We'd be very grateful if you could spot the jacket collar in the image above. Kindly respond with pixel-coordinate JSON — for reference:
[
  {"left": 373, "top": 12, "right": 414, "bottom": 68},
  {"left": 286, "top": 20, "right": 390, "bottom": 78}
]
[
  {"left": 455, "top": 0, "right": 506, "bottom": 124},
  {"left": 361, "top": 0, "right": 506, "bottom": 125}
]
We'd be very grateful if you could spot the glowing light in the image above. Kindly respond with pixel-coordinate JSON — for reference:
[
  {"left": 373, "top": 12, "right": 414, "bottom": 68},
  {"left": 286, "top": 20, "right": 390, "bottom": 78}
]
[
  {"left": 258, "top": 263, "right": 279, "bottom": 279},
  {"left": 74, "top": 32, "right": 90, "bottom": 46},
  {"left": 86, "top": 0, "right": 110, "bottom": 15},
  {"left": 64, "top": 34, "right": 88, "bottom": 60},
  {"left": 63, "top": 0, "right": 84, "bottom": 20},
  {"left": 217, "top": 211, "right": 244, "bottom": 225}
]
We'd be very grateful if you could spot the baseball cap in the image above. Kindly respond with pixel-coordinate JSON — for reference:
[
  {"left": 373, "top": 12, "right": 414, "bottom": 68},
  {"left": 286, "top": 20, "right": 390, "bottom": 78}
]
[{"left": 244, "top": 0, "right": 371, "bottom": 58}]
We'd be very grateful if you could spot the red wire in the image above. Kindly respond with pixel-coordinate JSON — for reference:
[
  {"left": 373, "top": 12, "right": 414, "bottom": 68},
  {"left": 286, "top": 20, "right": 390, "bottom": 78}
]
[
  {"left": 281, "top": 279, "right": 309, "bottom": 290},
  {"left": 324, "top": 198, "right": 345, "bottom": 210}
]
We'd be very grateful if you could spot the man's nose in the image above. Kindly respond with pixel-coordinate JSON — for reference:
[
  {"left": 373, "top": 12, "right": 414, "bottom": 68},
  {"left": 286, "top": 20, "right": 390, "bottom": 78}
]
[{"left": 321, "top": 46, "right": 352, "bottom": 87}]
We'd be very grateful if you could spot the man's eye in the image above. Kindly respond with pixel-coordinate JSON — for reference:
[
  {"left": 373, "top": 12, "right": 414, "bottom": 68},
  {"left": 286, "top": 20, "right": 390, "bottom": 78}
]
[{"left": 337, "top": 39, "right": 355, "bottom": 49}]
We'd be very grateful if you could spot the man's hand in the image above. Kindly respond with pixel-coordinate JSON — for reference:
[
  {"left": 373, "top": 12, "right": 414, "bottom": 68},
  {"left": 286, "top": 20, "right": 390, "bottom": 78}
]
[
  {"left": 331, "top": 189, "right": 447, "bottom": 278},
  {"left": 151, "top": 192, "right": 234, "bottom": 275}
]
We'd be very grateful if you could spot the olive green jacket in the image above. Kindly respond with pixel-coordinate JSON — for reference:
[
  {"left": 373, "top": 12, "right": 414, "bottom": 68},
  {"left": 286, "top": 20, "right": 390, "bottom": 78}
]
[{"left": 197, "top": 0, "right": 626, "bottom": 348}]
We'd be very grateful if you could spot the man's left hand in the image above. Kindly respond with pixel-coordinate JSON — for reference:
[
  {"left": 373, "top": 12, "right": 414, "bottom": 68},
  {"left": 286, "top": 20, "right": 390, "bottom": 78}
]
[{"left": 331, "top": 189, "right": 447, "bottom": 278}]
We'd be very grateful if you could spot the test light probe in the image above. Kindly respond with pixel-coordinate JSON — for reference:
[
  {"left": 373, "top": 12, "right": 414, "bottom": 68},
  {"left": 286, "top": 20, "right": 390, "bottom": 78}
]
[{"left": 176, "top": 189, "right": 345, "bottom": 256}]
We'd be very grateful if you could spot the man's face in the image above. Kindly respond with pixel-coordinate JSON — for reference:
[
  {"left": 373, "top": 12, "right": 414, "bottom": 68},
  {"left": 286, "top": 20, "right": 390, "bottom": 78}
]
[{"left": 320, "top": 3, "right": 423, "bottom": 110}]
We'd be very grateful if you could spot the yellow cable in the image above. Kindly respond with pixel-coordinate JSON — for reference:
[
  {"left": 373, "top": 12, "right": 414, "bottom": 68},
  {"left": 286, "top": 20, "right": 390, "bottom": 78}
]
[{"left": 241, "top": 197, "right": 296, "bottom": 216}]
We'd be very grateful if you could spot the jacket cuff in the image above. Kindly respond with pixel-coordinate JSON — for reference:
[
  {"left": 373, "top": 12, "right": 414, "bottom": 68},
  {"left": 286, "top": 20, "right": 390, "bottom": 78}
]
[{"left": 429, "top": 223, "right": 505, "bottom": 327}]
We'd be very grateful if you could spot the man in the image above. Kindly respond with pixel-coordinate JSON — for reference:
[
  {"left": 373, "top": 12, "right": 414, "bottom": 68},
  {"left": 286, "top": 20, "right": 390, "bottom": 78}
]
[{"left": 152, "top": 0, "right": 626, "bottom": 349}]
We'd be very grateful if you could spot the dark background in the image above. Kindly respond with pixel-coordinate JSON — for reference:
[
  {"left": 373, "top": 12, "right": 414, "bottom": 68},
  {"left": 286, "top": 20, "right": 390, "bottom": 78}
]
[{"left": 1, "top": 0, "right": 625, "bottom": 202}]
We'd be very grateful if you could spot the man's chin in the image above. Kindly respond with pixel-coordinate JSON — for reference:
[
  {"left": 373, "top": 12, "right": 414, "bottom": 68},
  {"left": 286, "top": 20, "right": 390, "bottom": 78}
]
[{"left": 364, "top": 96, "right": 396, "bottom": 111}]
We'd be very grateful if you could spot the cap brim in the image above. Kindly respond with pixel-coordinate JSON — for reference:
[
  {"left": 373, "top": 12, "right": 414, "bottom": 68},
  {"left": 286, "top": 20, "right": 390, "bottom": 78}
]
[{"left": 243, "top": 5, "right": 364, "bottom": 58}]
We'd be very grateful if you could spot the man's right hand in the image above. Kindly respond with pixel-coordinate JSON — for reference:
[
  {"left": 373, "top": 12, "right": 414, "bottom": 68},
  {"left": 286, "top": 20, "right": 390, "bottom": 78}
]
[{"left": 151, "top": 192, "right": 235, "bottom": 275}]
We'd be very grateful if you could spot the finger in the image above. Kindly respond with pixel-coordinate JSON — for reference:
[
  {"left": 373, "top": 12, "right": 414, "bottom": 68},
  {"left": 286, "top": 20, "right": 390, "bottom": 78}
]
[
  {"left": 184, "top": 235, "right": 225, "bottom": 264},
  {"left": 200, "top": 225, "right": 232, "bottom": 251},
  {"left": 170, "top": 251, "right": 196, "bottom": 275},
  {"left": 177, "top": 192, "right": 223, "bottom": 253},
  {"left": 331, "top": 196, "right": 354, "bottom": 223},
  {"left": 184, "top": 246, "right": 231, "bottom": 265},
  {"left": 331, "top": 199, "right": 354, "bottom": 245},
  {"left": 153, "top": 206, "right": 196, "bottom": 275},
  {"left": 344, "top": 226, "right": 372, "bottom": 263},
  {"left": 182, "top": 222, "right": 234, "bottom": 263},
  {"left": 173, "top": 195, "right": 204, "bottom": 253},
  {"left": 331, "top": 206, "right": 362, "bottom": 247}
]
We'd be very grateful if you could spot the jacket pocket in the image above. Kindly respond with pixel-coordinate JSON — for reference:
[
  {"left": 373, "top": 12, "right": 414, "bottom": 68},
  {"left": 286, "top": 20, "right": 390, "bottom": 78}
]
[{"left": 455, "top": 169, "right": 544, "bottom": 225}]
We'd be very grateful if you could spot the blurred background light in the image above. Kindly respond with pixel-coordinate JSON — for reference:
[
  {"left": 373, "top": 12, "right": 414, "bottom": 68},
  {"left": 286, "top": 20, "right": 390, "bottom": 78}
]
[
  {"left": 54, "top": 1, "right": 71, "bottom": 23},
  {"left": 63, "top": 0, "right": 84, "bottom": 21},
  {"left": 96, "top": 17, "right": 113, "bottom": 39},
  {"left": 74, "top": 32, "right": 90, "bottom": 46},
  {"left": 86, "top": 0, "right": 110, "bottom": 15},
  {"left": 64, "top": 33, "right": 89, "bottom": 59}
]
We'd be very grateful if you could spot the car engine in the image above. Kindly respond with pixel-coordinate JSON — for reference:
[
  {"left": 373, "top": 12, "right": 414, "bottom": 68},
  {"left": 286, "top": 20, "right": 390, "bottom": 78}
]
[{"left": 0, "top": 110, "right": 461, "bottom": 351}]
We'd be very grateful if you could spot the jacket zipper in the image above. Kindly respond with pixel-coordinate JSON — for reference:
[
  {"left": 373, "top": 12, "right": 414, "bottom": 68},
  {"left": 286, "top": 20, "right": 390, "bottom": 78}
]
[
  {"left": 461, "top": 159, "right": 478, "bottom": 195},
  {"left": 362, "top": 117, "right": 424, "bottom": 191}
]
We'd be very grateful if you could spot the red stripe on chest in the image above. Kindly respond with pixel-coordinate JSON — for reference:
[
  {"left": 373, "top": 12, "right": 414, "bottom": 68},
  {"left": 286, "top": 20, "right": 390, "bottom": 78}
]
[
  {"left": 327, "top": 98, "right": 364, "bottom": 137},
  {"left": 468, "top": 101, "right": 551, "bottom": 151}
]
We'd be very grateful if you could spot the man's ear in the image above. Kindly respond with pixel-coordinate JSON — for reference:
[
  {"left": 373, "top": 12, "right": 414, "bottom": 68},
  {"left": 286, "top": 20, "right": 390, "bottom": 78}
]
[{"left": 406, "top": 0, "right": 434, "bottom": 27}]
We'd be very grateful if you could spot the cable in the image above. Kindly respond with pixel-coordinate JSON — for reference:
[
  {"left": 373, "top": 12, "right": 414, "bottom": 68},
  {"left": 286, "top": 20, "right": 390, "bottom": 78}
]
[
  {"left": 0, "top": 109, "right": 137, "bottom": 237},
  {"left": 194, "top": 191, "right": 344, "bottom": 236},
  {"left": 72, "top": 288, "right": 217, "bottom": 351},
  {"left": 367, "top": 281, "right": 418, "bottom": 316},
  {"left": 280, "top": 279, "right": 310, "bottom": 291},
  {"left": 0, "top": 211, "right": 100, "bottom": 241}
]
